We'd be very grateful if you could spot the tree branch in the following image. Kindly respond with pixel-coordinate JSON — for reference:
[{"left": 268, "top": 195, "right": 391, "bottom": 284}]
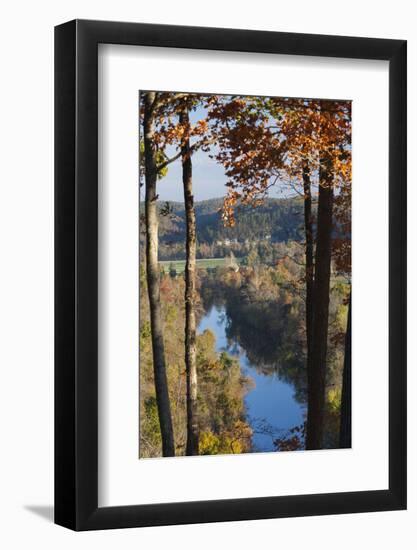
[
  {"left": 156, "top": 136, "right": 217, "bottom": 173},
  {"left": 156, "top": 149, "right": 183, "bottom": 172}
]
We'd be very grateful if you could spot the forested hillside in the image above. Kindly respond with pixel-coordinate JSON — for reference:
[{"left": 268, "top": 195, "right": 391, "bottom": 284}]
[{"left": 140, "top": 196, "right": 310, "bottom": 260}]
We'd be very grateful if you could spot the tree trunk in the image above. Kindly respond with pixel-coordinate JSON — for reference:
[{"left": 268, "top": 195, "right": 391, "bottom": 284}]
[
  {"left": 143, "top": 92, "right": 175, "bottom": 457},
  {"left": 180, "top": 105, "right": 199, "bottom": 455},
  {"left": 339, "top": 293, "right": 352, "bottom": 448},
  {"left": 302, "top": 160, "right": 314, "bottom": 373},
  {"left": 306, "top": 156, "right": 334, "bottom": 450}
]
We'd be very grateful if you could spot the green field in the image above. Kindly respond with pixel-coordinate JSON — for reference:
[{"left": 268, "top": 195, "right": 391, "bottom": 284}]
[{"left": 159, "top": 257, "right": 236, "bottom": 274}]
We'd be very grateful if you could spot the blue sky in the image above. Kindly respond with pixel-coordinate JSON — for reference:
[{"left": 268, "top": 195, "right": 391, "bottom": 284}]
[
  {"left": 140, "top": 102, "right": 290, "bottom": 203},
  {"left": 144, "top": 104, "right": 230, "bottom": 202},
  {"left": 155, "top": 148, "right": 229, "bottom": 202},
  {"left": 148, "top": 146, "right": 287, "bottom": 203}
]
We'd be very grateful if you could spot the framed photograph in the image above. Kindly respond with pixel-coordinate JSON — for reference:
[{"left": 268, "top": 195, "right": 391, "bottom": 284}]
[{"left": 55, "top": 19, "right": 406, "bottom": 530}]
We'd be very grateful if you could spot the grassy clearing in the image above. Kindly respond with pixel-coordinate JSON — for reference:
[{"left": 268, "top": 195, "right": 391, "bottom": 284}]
[{"left": 159, "top": 258, "right": 234, "bottom": 274}]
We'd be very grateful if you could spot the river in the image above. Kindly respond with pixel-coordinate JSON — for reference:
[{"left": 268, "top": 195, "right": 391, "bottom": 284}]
[{"left": 197, "top": 304, "right": 306, "bottom": 452}]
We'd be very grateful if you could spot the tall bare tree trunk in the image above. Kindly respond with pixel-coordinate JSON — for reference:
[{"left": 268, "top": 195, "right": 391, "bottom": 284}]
[
  {"left": 302, "top": 160, "right": 314, "bottom": 373},
  {"left": 306, "top": 156, "right": 334, "bottom": 450},
  {"left": 143, "top": 92, "right": 175, "bottom": 457},
  {"left": 180, "top": 105, "right": 199, "bottom": 456},
  {"left": 339, "top": 293, "right": 352, "bottom": 448}
]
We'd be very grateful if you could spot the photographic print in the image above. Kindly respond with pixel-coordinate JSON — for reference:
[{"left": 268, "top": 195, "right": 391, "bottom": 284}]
[{"left": 139, "top": 91, "right": 352, "bottom": 458}]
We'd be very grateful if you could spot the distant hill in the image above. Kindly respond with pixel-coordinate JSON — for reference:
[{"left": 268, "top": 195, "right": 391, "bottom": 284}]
[{"left": 140, "top": 196, "right": 306, "bottom": 248}]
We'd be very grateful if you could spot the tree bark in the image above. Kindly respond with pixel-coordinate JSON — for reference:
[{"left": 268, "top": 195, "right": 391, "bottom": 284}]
[
  {"left": 143, "top": 92, "right": 175, "bottom": 457},
  {"left": 339, "top": 293, "right": 352, "bottom": 448},
  {"left": 302, "top": 160, "right": 314, "bottom": 373},
  {"left": 306, "top": 156, "right": 334, "bottom": 450},
  {"left": 180, "top": 105, "right": 199, "bottom": 456}
]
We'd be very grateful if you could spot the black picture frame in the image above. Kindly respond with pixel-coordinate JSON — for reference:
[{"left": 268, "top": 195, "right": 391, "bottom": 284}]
[{"left": 55, "top": 19, "right": 407, "bottom": 531}]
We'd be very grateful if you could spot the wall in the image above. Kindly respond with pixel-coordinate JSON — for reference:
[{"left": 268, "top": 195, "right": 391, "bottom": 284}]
[{"left": 0, "top": 1, "right": 415, "bottom": 547}]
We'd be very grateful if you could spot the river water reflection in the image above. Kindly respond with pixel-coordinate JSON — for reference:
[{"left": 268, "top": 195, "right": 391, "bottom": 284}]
[{"left": 197, "top": 304, "right": 306, "bottom": 452}]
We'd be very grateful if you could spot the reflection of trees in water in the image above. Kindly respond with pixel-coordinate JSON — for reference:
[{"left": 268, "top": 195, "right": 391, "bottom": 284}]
[
  {"left": 200, "top": 272, "right": 348, "bottom": 451},
  {"left": 246, "top": 416, "right": 306, "bottom": 452},
  {"left": 200, "top": 285, "right": 224, "bottom": 313},
  {"left": 224, "top": 301, "right": 307, "bottom": 405},
  {"left": 201, "top": 280, "right": 307, "bottom": 406}
]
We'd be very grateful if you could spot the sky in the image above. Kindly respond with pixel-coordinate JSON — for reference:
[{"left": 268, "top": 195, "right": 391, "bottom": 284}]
[
  {"left": 139, "top": 101, "right": 295, "bottom": 204},
  {"left": 140, "top": 103, "right": 231, "bottom": 203},
  {"left": 155, "top": 147, "right": 229, "bottom": 202},
  {"left": 150, "top": 146, "right": 296, "bottom": 203}
]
